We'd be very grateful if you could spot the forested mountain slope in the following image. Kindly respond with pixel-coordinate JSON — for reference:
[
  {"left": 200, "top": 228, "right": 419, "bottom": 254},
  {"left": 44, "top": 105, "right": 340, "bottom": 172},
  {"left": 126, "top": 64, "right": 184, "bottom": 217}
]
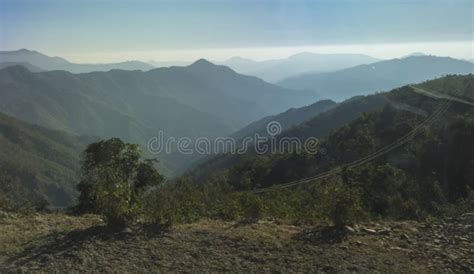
[
  {"left": 191, "top": 75, "right": 474, "bottom": 217},
  {"left": 231, "top": 99, "right": 337, "bottom": 140},
  {"left": 0, "top": 112, "right": 93, "bottom": 207}
]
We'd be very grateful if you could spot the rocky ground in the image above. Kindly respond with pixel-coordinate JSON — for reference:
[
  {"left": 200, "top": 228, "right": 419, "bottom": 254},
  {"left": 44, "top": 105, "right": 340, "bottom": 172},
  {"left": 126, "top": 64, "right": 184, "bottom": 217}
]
[{"left": 0, "top": 212, "right": 473, "bottom": 272}]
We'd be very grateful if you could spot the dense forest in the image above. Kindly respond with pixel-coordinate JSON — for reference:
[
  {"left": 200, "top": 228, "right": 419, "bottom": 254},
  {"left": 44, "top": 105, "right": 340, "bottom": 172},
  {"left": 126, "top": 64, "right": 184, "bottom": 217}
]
[{"left": 175, "top": 75, "right": 474, "bottom": 224}]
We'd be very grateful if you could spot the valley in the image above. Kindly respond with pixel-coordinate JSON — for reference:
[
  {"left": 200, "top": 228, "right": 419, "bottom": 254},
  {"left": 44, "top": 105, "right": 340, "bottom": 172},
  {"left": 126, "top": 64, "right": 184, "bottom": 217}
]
[{"left": 0, "top": 16, "right": 473, "bottom": 271}]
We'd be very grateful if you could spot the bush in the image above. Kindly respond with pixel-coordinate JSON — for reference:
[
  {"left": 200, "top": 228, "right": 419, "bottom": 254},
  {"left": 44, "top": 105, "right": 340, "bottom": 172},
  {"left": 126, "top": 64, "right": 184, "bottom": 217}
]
[
  {"left": 75, "top": 138, "right": 163, "bottom": 227},
  {"left": 216, "top": 192, "right": 267, "bottom": 223},
  {"left": 440, "top": 188, "right": 474, "bottom": 217},
  {"left": 142, "top": 178, "right": 204, "bottom": 226},
  {"left": 323, "top": 178, "right": 366, "bottom": 227}
]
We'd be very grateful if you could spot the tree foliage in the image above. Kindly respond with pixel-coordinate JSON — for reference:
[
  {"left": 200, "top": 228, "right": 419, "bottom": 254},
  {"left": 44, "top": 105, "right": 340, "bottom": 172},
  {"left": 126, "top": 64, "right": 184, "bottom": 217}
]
[{"left": 76, "top": 138, "right": 164, "bottom": 227}]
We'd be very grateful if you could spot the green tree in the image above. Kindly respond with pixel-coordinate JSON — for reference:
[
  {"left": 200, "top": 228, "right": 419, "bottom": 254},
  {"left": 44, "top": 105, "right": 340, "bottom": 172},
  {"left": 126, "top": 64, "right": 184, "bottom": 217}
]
[
  {"left": 323, "top": 176, "right": 366, "bottom": 227},
  {"left": 76, "top": 138, "right": 163, "bottom": 227}
]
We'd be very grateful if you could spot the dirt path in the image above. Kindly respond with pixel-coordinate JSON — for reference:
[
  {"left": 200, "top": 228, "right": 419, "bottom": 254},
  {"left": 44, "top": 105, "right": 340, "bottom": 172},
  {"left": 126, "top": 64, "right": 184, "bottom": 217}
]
[
  {"left": 0, "top": 213, "right": 473, "bottom": 272},
  {"left": 410, "top": 86, "right": 474, "bottom": 107}
]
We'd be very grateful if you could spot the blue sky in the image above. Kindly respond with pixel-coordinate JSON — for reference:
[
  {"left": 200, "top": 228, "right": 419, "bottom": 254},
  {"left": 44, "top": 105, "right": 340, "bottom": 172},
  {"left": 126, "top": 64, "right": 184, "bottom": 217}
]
[{"left": 0, "top": 0, "right": 472, "bottom": 62}]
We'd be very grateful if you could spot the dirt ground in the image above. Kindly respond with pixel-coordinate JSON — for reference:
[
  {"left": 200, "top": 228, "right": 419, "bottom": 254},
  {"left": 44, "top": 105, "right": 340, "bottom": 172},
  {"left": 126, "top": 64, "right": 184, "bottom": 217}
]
[{"left": 0, "top": 212, "right": 473, "bottom": 272}]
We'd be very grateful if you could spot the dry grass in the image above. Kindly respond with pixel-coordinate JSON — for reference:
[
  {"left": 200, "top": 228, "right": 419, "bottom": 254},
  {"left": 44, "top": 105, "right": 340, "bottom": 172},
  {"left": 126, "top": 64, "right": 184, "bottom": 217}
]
[{"left": 0, "top": 212, "right": 472, "bottom": 272}]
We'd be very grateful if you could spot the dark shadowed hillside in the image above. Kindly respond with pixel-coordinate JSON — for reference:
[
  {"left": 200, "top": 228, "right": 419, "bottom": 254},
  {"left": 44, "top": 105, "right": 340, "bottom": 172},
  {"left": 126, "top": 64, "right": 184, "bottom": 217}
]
[
  {"left": 231, "top": 99, "right": 337, "bottom": 140},
  {"left": 189, "top": 92, "right": 388, "bottom": 180}
]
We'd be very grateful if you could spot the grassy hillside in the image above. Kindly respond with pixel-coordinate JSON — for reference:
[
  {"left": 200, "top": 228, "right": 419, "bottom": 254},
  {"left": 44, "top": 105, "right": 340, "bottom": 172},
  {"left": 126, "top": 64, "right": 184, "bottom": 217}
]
[{"left": 412, "top": 74, "right": 474, "bottom": 101}]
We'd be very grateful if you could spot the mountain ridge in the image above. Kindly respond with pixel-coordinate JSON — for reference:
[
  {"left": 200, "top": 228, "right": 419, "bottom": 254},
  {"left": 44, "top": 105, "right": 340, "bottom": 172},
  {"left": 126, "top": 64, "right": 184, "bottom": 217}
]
[
  {"left": 220, "top": 52, "right": 380, "bottom": 82},
  {"left": 278, "top": 55, "right": 474, "bottom": 101},
  {"left": 0, "top": 49, "right": 154, "bottom": 73}
]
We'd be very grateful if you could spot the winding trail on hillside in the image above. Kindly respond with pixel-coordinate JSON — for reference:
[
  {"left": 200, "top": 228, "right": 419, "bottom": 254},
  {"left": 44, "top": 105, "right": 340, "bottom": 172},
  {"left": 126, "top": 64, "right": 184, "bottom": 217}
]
[{"left": 410, "top": 85, "right": 474, "bottom": 107}]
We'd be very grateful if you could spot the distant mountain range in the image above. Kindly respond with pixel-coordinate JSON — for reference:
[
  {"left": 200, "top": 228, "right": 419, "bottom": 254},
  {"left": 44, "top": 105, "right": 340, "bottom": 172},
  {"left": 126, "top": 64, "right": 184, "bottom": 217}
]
[
  {"left": 0, "top": 60, "right": 318, "bottom": 174},
  {"left": 220, "top": 52, "right": 380, "bottom": 82},
  {"left": 278, "top": 55, "right": 474, "bottom": 102},
  {"left": 0, "top": 49, "right": 154, "bottom": 73}
]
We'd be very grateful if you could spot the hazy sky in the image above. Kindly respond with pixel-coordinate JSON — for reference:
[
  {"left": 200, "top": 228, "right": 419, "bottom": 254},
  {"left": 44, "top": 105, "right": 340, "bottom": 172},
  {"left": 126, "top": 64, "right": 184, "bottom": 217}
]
[{"left": 0, "top": 0, "right": 472, "bottom": 62}]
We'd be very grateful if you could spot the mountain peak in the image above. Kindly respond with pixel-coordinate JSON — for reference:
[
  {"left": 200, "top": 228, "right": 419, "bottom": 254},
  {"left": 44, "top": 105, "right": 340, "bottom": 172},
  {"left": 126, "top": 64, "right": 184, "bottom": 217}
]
[
  {"left": 190, "top": 58, "right": 214, "bottom": 67},
  {"left": 13, "top": 48, "right": 42, "bottom": 55}
]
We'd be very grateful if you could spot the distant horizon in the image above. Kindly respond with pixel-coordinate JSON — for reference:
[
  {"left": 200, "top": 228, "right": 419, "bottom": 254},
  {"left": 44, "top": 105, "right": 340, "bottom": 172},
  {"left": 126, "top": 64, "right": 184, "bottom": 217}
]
[{"left": 1, "top": 40, "right": 473, "bottom": 65}]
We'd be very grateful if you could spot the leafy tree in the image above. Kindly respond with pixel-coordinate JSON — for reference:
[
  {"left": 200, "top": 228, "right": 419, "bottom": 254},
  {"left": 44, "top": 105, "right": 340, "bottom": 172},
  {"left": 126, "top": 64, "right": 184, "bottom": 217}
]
[
  {"left": 76, "top": 138, "right": 163, "bottom": 227},
  {"left": 323, "top": 177, "right": 366, "bottom": 227}
]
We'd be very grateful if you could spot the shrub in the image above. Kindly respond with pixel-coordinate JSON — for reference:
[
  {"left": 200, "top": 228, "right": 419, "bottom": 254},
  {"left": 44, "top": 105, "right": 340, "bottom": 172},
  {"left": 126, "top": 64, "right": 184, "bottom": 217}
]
[
  {"left": 323, "top": 178, "right": 366, "bottom": 227},
  {"left": 75, "top": 138, "right": 163, "bottom": 227},
  {"left": 142, "top": 178, "right": 204, "bottom": 226}
]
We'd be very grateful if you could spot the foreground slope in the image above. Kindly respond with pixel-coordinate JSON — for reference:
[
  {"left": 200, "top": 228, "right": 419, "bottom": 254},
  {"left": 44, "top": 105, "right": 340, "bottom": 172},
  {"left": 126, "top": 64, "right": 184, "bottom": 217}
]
[{"left": 0, "top": 213, "right": 472, "bottom": 272}]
